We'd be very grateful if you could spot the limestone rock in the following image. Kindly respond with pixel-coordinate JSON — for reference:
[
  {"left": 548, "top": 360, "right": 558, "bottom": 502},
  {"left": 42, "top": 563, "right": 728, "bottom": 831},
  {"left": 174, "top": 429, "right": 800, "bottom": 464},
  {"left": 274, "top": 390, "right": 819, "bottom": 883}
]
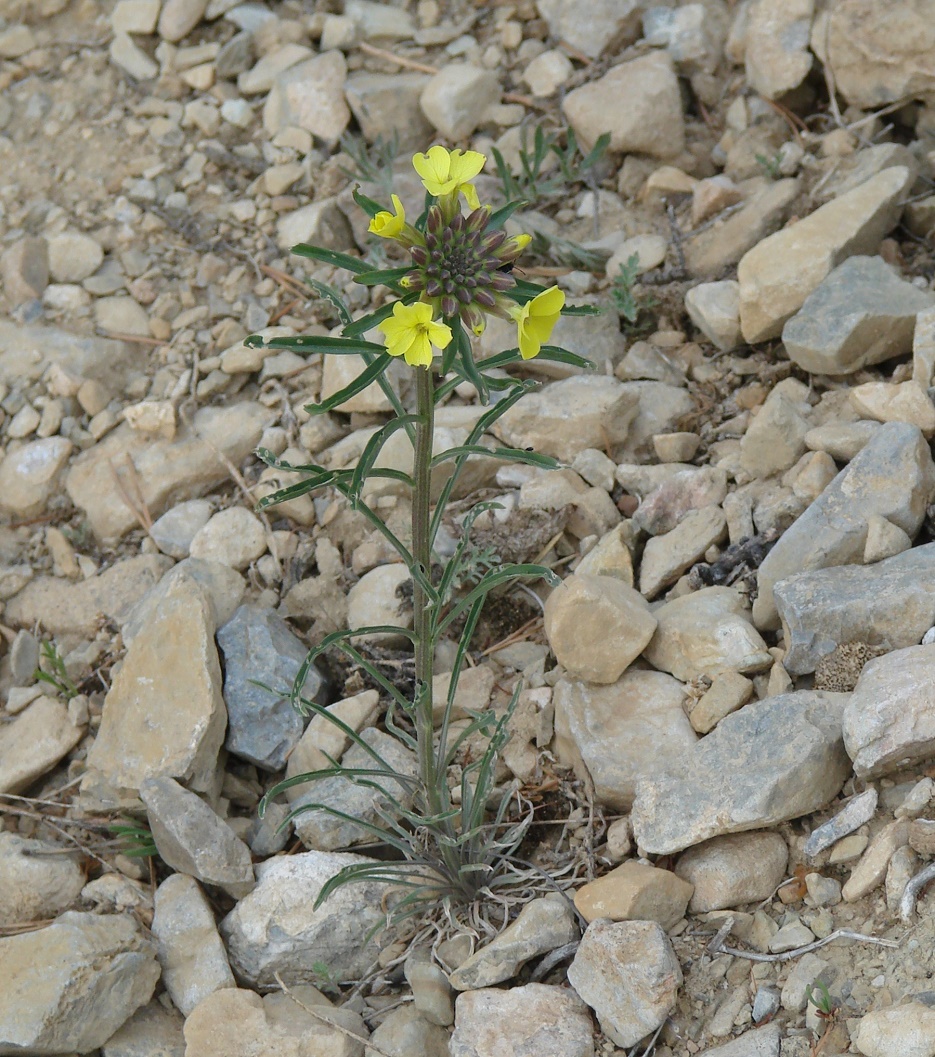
[
  {"left": 220, "top": 851, "right": 393, "bottom": 987},
  {"left": 450, "top": 983, "right": 594, "bottom": 1057},
  {"left": 189, "top": 507, "right": 267, "bottom": 569},
  {"left": 843, "top": 645, "right": 935, "bottom": 778},
  {"left": 753, "top": 422, "right": 935, "bottom": 629},
  {"left": 0, "top": 832, "right": 84, "bottom": 927},
  {"left": 567, "top": 919, "right": 681, "bottom": 1048},
  {"left": 850, "top": 380, "right": 935, "bottom": 437},
  {"left": 263, "top": 51, "right": 350, "bottom": 144},
  {"left": 689, "top": 670, "right": 754, "bottom": 734},
  {"left": 644, "top": 587, "right": 772, "bottom": 683},
  {"left": 344, "top": 71, "right": 432, "bottom": 149},
  {"left": 574, "top": 861, "right": 693, "bottom": 928},
  {"left": 152, "top": 873, "right": 236, "bottom": 1017},
  {"left": 449, "top": 896, "right": 579, "bottom": 990},
  {"left": 685, "top": 280, "right": 742, "bottom": 350},
  {"left": 633, "top": 467, "right": 728, "bottom": 536},
  {"left": 84, "top": 576, "right": 226, "bottom": 797},
  {"left": 0, "top": 695, "right": 85, "bottom": 795},
  {"left": 101, "top": 1000, "right": 185, "bottom": 1057},
  {"left": 0, "top": 436, "right": 73, "bottom": 518},
  {"left": 544, "top": 573, "right": 657, "bottom": 683},
  {"left": 217, "top": 605, "right": 323, "bottom": 772},
  {"left": 346, "top": 563, "right": 412, "bottom": 646},
  {"left": 0, "top": 912, "right": 159, "bottom": 1054},
  {"left": 854, "top": 1002, "right": 935, "bottom": 1057},
  {"left": 782, "top": 255, "right": 934, "bottom": 375},
  {"left": 285, "top": 690, "right": 380, "bottom": 788},
  {"left": 631, "top": 691, "right": 851, "bottom": 854},
  {"left": 365, "top": 1007, "right": 448, "bottom": 1057},
  {"left": 420, "top": 63, "right": 500, "bottom": 140},
  {"left": 739, "top": 378, "right": 812, "bottom": 479},
  {"left": 694, "top": 1025, "right": 781, "bottom": 1057},
  {"left": 675, "top": 832, "right": 789, "bottom": 912},
  {"left": 142, "top": 777, "right": 254, "bottom": 898},
  {"left": 149, "top": 499, "right": 212, "bottom": 559},
  {"left": 553, "top": 670, "right": 697, "bottom": 811},
  {"left": 775, "top": 542, "right": 935, "bottom": 675},
  {"left": 563, "top": 52, "right": 684, "bottom": 157},
  {"left": 744, "top": 0, "right": 814, "bottom": 99},
  {"left": 47, "top": 230, "right": 104, "bottom": 283},
  {"left": 842, "top": 820, "right": 908, "bottom": 901},
  {"left": 158, "top": 0, "right": 209, "bottom": 40},
  {"left": 494, "top": 375, "right": 638, "bottom": 459},
  {"left": 738, "top": 166, "right": 914, "bottom": 343},
  {"left": 639, "top": 506, "right": 727, "bottom": 599},
  {"left": 536, "top": 0, "right": 642, "bottom": 58},
  {"left": 864, "top": 512, "right": 912, "bottom": 562}
]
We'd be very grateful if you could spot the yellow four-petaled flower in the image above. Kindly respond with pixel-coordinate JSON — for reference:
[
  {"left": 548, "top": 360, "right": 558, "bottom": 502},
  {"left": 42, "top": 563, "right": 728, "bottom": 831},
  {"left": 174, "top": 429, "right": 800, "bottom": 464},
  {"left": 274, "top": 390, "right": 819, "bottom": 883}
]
[
  {"left": 510, "top": 287, "right": 565, "bottom": 360},
  {"left": 368, "top": 194, "right": 406, "bottom": 240},
  {"left": 379, "top": 301, "right": 453, "bottom": 368},
  {"left": 413, "top": 146, "right": 485, "bottom": 210}
]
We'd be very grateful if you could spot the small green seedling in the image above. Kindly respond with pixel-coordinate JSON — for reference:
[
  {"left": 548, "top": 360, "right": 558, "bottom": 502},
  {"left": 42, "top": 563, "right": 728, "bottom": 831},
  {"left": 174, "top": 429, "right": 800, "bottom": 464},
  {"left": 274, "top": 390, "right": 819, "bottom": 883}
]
[
  {"left": 805, "top": 979, "right": 835, "bottom": 1018},
  {"left": 490, "top": 125, "right": 610, "bottom": 204},
  {"left": 107, "top": 819, "right": 159, "bottom": 859},
  {"left": 34, "top": 640, "right": 79, "bottom": 700},
  {"left": 755, "top": 150, "right": 783, "bottom": 180},
  {"left": 611, "top": 252, "right": 659, "bottom": 331}
]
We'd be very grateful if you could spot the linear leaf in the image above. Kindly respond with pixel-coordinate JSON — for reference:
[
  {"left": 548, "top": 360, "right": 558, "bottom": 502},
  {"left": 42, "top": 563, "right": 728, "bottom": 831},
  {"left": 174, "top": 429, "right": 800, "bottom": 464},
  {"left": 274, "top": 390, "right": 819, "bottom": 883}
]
[
  {"left": 304, "top": 353, "right": 391, "bottom": 416},
  {"left": 290, "top": 244, "right": 369, "bottom": 274}
]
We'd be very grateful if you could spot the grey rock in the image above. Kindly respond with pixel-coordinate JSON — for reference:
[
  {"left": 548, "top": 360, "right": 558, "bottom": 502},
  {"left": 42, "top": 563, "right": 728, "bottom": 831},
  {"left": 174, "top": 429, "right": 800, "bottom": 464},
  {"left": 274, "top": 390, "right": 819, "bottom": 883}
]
[
  {"left": 0, "top": 319, "right": 137, "bottom": 391},
  {"left": 0, "top": 436, "right": 73, "bottom": 518},
  {"left": 219, "top": 851, "right": 393, "bottom": 988},
  {"left": 0, "top": 911, "right": 159, "bottom": 1054},
  {"left": 804, "top": 419, "right": 882, "bottom": 461},
  {"left": 149, "top": 498, "right": 212, "bottom": 559},
  {"left": 752, "top": 985, "right": 781, "bottom": 1024},
  {"left": 753, "top": 423, "right": 935, "bottom": 629},
  {"left": 449, "top": 895, "right": 579, "bottom": 991},
  {"left": 152, "top": 873, "right": 236, "bottom": 1017},
  {"left": 9, "top": 628, "right": 39, "bottom": 685},
  {"left": 744, "top": 0, "right": 813, "bottom": 99},
  {"left": 639, "top": 505, "right": 727, "bottom": 599},
  {"left": 263, "top": 52, "right": 350, "bottom": 143},
  {"left": 775, "top": 542, "right": 935, "bottom": 675},
  {"left": 0, "top": 694, "right": 85, "bottom": 795},
  {"left": 101, "top": 999, "right": 185, "bottom": 1057},
  {"left": 345, "top": 71, "right": 432, "bottom": 149},
  {"left": 675, "top": 832, "right": 789, "bottom": 913},
  {"left": 782, "top": 256, "right": 934, "bottom": 375},
  {"left": 843, "top": 644, "right": 935, "bottom": 778},
  {"left": 0, "top": 832, "right": 84, "bottom": 927},
  {"left": 217, "top": 604, "right": 324, "bottom": 772},
  {"left": 405, "top": 951, "right": 455, "bottom": 1027},
  {"left": 631, "top": 691, "right": 852, "bottom": 855},
  {"left": 420, "top": 63, "right": 500, "bottom": 140},
  {"left": 567, "top": 919, "right": 680, "bottom": 1048},
  {"left": 141, "top": 777, "right": 255, "bottom": 899},
  {"left": 804, "top": 788, "right": 878, "bottom": 858},
  {"left": 536, "top": 0, "right": 642, "bottom": 58},
  {"left": 215, "top": 30, "right": 253, "bottom": 79},
  {"left": 615, "top": 380, "right": 697, "bottom": 461},
  {"left": 697, "top": 1024, "right": 780, "bottom": 1056},
  {"left": 740, "top": 377, "right": 812, "bottom": 479},
  {"left": 450, "top": 983, "right": 594, "bottom": 1057},
  {"left": 365, "top": 1006, "right": 449, "bottom": 1057},
  {"left": 292, "top": 727, "right": 416, "bottom": 851}
]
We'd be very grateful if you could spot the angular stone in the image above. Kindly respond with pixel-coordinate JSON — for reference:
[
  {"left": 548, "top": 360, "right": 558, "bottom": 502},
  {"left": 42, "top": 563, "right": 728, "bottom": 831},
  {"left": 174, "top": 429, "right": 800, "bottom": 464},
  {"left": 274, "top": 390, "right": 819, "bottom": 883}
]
[
  {"left": 644, "top": 587, "right": 772, "bottom": 683},
  {"left": 740, "top": 378, "right": 812, "bottom": 478},
  {"left": 753, "top": 422, "right": 935, "bottom": 629},
  {"left": 420, "top": 63, "right": 500, "bottom": 140},
  {"left": 842, "top": 820, "right": 908, "bottom": 901},
  {"left": 782, "top": 255, "right": 934, "bottom": 375},
  {"left": 864, "top": 512, "right": 912, "bottom": 562},
  {"left": 0, "top": 695, "right": 85, "bottom": 795},
  {"left": 0, "top": 912, "right": 159, "bottom": 1054},
  {"left": 450, "top": 984, "right": 594, "bottom": 1057},
  {"left": 0, "top": 436, "right": 73, "bottom": 518},
  {"left": 685, "top": 280, "right": 742, "bottom": 350},
  {"left": 544, "top": 573, "right": 657, "bottom": 683},
  {"left": 567, "top": 919, "right": 681, "bottom": 1048},
  {"left": 101, "top": 999, "right": 185, "bottom": 1057},
  {"left": 631, "top": 691, "right": 851, "bottom": 855},
  {"left": 496, "top": 376, "right": 638, "bottom": 460},
  {"left": 1, "top": 235, "right": 48, "bottom": 306},
  {"left": 152, "top": 873, "right": 236, "bottom": 1017},
  {"left": 0, "top": 320, "right": 136, "bottom": 393},
  {"left": 344, "top": 71, "right": 432, "bottom": 149},
  {"left": 804, "top": 788, "right": 878, "bottom": 858},
  {"left": 536, "top": 0, "right": 642, "bottom": 58},
  {"left": 109, "top": 31, "right": 159, "bottom": 78},
  {"left": 574, "top": 861, "right": 693, "bottom": 928},
  {"left": 694, "top": 1025, "right": 781, "bottom": 1057},
  {"left": 851, "top": 380, "right": 935, "bottom": 437},
  {"left": 285, "top": 690, "right": 381, "bottom": 786},
  {"left": 675, "top": 832, "right": 789, "bottom": 912},
  {"left": 639, "top": 505, "right": 727, "bottom": 599},
  {"left": 220, "top": 851, "right": 392, "bottom": 987},
  {"left": 689, "top": 670, "right": 754, "bottom": 734},
  {"left": 141, "top": 777, "right": 254, "bottom": 898},
  {"left": 563, "top": 51, "right": 684, "bottom": 157},
  {"left": 66, "top": 402, "right": 271, "bottom": 542},
  {"left": 149, "top": 499, "right": 212, "bottom": 559},
  {"left": 634, "top": 467, "right": 728, "bottom": 536},
  {"left": 738, "top": 167, "right": 914, "bottom": 343},
  {"left": 0, "top": 832, "right": 84, "bottom": 927},
  {"left": 775, "top": 542, "right": 935, "bottom": 675},
  {"left": 404, "top": 953, "right": 454, "bottom": 1027},
  {"left": 854, "top": 1002, "right": 935, "bottom": 1057},
  {"left": 263, "top": 51, "right": 350, "bottom": 143},
  {"left": 5, "top": 553, "right": 171, "bottom": 637},
  {"left": 553, "top": 670, "right": 697, "bottom": 811},
  {"left": 84, "top": 577, "right": 226, "bottom": 797},
  {"left": 805, "top": 419, "right": 882, "bottom": 461},
  {"left": 158, "top": 0, "right": 209, "bottom": 40},
  {"left": 744, "top": 0, "right": 814, "bottom": 99},
  {"left": 843, "top": 645, "right": 935, "bottom": 778},
  {"left": 346, "top": 563, "right": 412, "bottom": 646},
  {"left": 217, "top": 605, "right": 323, "bottom": 772}
]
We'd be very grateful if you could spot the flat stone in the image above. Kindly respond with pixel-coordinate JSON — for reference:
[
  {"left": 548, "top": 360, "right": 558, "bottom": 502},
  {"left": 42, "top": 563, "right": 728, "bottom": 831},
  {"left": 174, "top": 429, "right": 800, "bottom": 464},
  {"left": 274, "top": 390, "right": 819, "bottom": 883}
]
[
  {"left": 782, "top": 255, "right": 934, "bottom": 375},
  {"left": 768, "top": 918, "right": 815, "bottom": 953},
  {"left": 285, "top": 689, "right": 381, "bottom": 787},
  {"left": 47, "top": 231, "right": 104, "bottom": 284},
  {"left": 94, "top": 294, "right": 150, "bottom": 337},
  {"left": 553, "top": 670, "right": 697, "bottom": 811},
  {"left": 111, "top": 0, "right": 161, "bottom": 33},
  {"left": 0, "top": 832, "right": 84, "bottom": 927},
  {"left": 346, "top": 563, "right": 412, "bottom": 646},
  {"left": 84, "top": 576, "right": 226, "bottom": 797},
  {"left": 152, "top": 873, "right": 236, "bottom": 1017},
  {"left": 567, "top": 919, "right": 681, "bottom": 1048},
  {"left": 753, "top": 422, "right": 935, "bottom": 629},
  {"left": 158, "top": 0, "right": 209, "bottom": 40},
  {"left": 0, "top": 912, "right": 159, "bottom": 1054},
  {"left": 842, "top": 820, "right": 908, "bottom": 901},
  {"left": 544, "top": 573, "right": 657, "bottom": 683},
  {"left": 449, "top": 895, "right": 579, "bottom": 990},
  {"left": 263, "top": 51, "right": 350, "bottom": 143},
  {"left": 851, "top": 380, "right": 935, "bottom": 436},
  {"left": 238, "top": 43, "right": 313, "bottom": 95},
  {"left": 450, "top": 983, "right": 594, "bottom": 1057},
  {"left": 66, "top": 402, "right": 271, "bottom": 542},
  {"left": 844, "top": 645, "right": 935, "bottom": 778},
  {"left": 219, "top": 851, "right": 392, "bottom": 988},
  {"left": 1, "top": 235, "right": 48, "bottom": 307},
  {"left": 420, "top": 63, "right": 500, "bottom": 140},
  {"left": 574, "top": 861, "right": 693, "bottom": 928},
  {"left": 805, "top": 420, "right": 882, "bottom": 461},
  {"left": 276, "top": 197, "right": 355, "bottom": 253},
  {"left": 675, "top": 832, "right": 789, "bottom": 912},
  {"left": 142, "top": 777, "right": 255, "bottom": 898},
  {"left": 644, "top": 587, "right": 772, "bottom": 683},
  {"left": 739, "top": 378, "right": 812, "bottom": 479},
  {"left": 536, "top": 0, "right": 642, "bottom": 58},
  {"left": 0, "top": 695, "right": 85, "bottom": 795},
  {"left": 689, "top": 670, "right": 754, "bottom": 734},
  {"left": 631, "top": 691, "right": 851, "bottom": 855},
  {"left": 5, "top": 553, "right": 171, "bottom": 637},
  {"left": 563, "top": 51, "right": 684, "bottom": 157},
  {"left": 685, "top": 280, "right": 742, "bottom": 350},
  {"left": 523, "top": 47, "right": 574, "bottom": 96},
  {"left": 744, "top": 0, "right": 814, "bottom": 99},
  {"left": 345, "top": 71, "right": 432, "bottom": 149},
  {"left": 775, "top": 542, "right": 935, "bottom": 675},
  {"left": 405, "top": 952, "right": 455, "bottom": 1027},
  {"left": 738, "top": 166, "right": 914, "bottom": 343},
  {"left": 864, "top": 512, "right": 912, "bottom": 562},
  {"left": 0, "top": 436, "right": 73, "bottom": 518},
  {"left": 639, "top": 505, "right": 727, "bottom": 599},
  {"left": 101, "top": 1000, "right": 185, "bottom": 1057},
  {"left": 854, "top": 1002, "right": 935, "bottom": 1057},
  {"left": 804, "top": 788, "right": 878, "bottom": 858},
  {"left": 345, "top": 0, "right": 416, "bottom": 39},
  {"left": 189, "top": 506, "right": 267, "bottom": 570},
  {"left": 634, "top": 467, "right": 728, "bottom": 536},
  {"left": 694, "top": 1025, "right": 781, "bottom": 1057},
  {"left": 0, "top": 319, "right": 136, "bottom": 391},
  {"left": 149, "top": 499, "right": 212, "bottom": 559}
]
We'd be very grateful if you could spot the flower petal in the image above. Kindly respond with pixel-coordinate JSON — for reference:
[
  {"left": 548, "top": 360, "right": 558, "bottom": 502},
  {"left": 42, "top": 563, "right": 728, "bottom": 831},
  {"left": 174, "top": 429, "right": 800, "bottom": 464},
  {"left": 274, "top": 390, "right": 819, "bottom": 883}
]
[{"left": 448, "top": 149, "right": 486, "bottom": 183}]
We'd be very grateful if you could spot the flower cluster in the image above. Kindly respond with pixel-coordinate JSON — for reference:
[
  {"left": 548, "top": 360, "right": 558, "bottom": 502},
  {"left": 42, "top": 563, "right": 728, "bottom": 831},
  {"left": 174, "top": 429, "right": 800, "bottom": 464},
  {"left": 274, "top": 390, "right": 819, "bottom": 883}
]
[{"left": 368, "top": 145, "right": 565, "bottom": 367}]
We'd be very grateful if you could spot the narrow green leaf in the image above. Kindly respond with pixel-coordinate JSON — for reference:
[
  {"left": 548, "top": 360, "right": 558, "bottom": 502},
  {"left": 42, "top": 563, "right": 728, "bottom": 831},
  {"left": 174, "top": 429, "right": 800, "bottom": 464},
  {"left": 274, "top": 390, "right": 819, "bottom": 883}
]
[
  {"left": 431, "top": 445, "right": 559, "bottom": 470},
  {"left": 290, "top": 244, "right": 369, "bottom": 274},
  {"left": 353, "top": 266, "right": 412, "bottom": 288},
  {"left": 304, "top": 276, "right": 353, "bottom": 326},
  {"left": 488, "top": 199, "right": 528, "bottom": 230},
  {"left": 305, "top": 353, "right": 392, "bottom": 416},
  {"left": 253, "top": 334, "right": 387, "bottom": 355},
  {"left": 352, "top": 186, "right": 384, "bottom": 219}
]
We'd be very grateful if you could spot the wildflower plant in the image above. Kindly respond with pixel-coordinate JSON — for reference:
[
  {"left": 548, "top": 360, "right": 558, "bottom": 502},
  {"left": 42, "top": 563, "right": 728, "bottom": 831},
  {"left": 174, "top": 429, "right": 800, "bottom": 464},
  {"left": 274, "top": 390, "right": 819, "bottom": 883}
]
[{"left": 250, "top": 145, "right": 595, "bottom": 927}]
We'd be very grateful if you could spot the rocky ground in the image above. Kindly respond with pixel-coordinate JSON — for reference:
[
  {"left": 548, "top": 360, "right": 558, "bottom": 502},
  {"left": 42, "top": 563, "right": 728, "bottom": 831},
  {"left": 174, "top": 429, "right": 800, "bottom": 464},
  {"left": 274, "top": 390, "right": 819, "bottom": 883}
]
[{"left": 4, "top": 0, "right": 935, "bottom": 1055}]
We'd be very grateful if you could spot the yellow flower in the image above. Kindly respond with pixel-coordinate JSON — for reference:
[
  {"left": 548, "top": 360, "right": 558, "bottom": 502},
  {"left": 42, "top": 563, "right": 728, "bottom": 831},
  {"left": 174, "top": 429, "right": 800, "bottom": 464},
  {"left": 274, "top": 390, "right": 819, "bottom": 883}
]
[
  {"left": 368, "top": 194, "right": 406, "bottom": 240},
  {"left": 412, "top": 146, "right": 485, "bottom": 209},
  {"left": 379, "top": 301, "right": 453, "bottom": 368},
  {"left": 510, "top": 287, "right": 565, "bottom": 360}
]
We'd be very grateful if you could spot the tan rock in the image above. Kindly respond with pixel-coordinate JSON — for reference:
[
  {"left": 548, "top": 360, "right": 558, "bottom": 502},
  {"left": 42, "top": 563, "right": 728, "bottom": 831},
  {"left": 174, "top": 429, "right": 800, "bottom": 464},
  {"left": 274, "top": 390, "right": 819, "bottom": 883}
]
[
  {"left": 738, "top": 166, "right": 914, "bottom": 342},
  {"left": 544, "top": 573, "right": 657, "bottom": 683},
  {"left": 863, "top": 514, "right": 912, "bottom": 563},
  {"left": 0, "top": 696, "right": 85, "bottom": 795},
  {"left": 689, "top": 670, "right": 753, "bottom": 734},
  {"left": 574, "top": 861, "right": 693, "bottom": 928},
  {"left": 842, "top": 820, "right": 909, "bottom": 901},
  {"left": 575, "top": 524, "right": 634, "bottom": 585},
  {"left": 744, "top": 0, "right": 814, "bottom": 99},
  {"left": 639, "top": 505, "right": 727, "bottom": 599},
  {"left": 740, "top": 378, "right": 812, "bottom": 478},
  {"left": 285, "top": 690, "right": 380, "bottom": 790},
  {"left": 675, "top": 832, "right": 789, "bottom": 912},
  {"left": 0, "top": 436, "right": 73, "bottom": 518},
  {"left": 850, "top": 380, "right": 935, "bottom": 437},
  {"left": 0, "top": 833, "right": 84, "bottom": 928}
]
